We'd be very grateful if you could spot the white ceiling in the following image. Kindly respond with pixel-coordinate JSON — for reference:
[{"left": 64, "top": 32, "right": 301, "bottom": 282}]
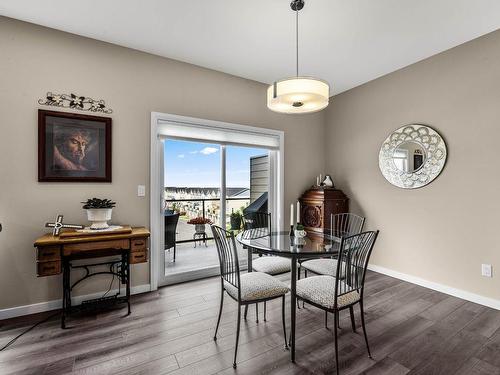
[{"left": 2, "top": 0, "right": 500, "bottom": 94}]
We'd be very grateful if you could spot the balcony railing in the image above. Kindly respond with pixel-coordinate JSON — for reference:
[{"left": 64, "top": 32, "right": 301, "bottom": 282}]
[{"left": 164, "top": 197, "right": 249, "bottom": 244}]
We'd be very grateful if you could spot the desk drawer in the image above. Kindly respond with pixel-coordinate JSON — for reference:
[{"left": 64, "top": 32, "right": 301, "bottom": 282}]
[
  {"left": 63, "top": 239, "right": 129, "bottom": 255},
  {"left": 130, "top": 251, "right": 148, "bottom": 264},
  {"left": 131, "top": 238, "right": 147, "bottom": 252},
  {"left": 37, "top": 261, "right": 61, "bottom": 276},
  {"left": 37, "top": 246, "right": 61, "bottom": 261}
]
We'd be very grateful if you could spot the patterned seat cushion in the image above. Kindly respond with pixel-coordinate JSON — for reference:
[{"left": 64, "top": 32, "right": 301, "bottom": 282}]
[
  {"left": 224, "top": 272, "right": 289, "bottom": 302},
  {"left": 252, "top": 256, "right": 291, "bottom": 275},
  {"left": 295, "top": 275, "right": 360, "bottom": 309},
  {"left": 300, "top": 258, "right": 345, "bottom": 278}
]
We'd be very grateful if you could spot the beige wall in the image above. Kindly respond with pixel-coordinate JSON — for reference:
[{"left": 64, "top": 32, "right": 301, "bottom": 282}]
[
  {"left": 325, "top": 29, "right": 500, "bottom": 302},
  {"left": 0, "top": 17, "right": 325, "bottom": 310}
]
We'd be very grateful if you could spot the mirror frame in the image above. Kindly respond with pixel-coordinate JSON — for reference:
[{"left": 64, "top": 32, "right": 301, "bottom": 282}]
[{"left": 379, "top": 124, "right": 447, "bottom": 189}]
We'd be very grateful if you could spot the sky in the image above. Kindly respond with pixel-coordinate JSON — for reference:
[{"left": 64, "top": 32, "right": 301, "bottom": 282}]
[{"left": 164, "top": 139, "right": 268, "bottom": 188}]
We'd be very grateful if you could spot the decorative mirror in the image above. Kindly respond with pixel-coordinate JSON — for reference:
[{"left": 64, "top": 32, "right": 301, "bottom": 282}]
[{"left": 379, "top": 124, "right": 447, "bottom": 189}]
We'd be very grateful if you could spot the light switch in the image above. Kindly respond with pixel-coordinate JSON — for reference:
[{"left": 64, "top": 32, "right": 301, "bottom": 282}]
[{"left": 137, "top": 185, "right": 146, "bottom": 197}]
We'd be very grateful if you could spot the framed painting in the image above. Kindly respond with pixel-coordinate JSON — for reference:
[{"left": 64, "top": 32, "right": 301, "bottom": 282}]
[{"left": 38, "top": 109, "right": 112, "bottom": 182}]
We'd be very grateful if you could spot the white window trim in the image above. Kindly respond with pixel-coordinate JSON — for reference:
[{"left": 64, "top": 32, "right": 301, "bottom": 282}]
[{"left": 149, "top": 112, "right": 284, "bottom": 291}]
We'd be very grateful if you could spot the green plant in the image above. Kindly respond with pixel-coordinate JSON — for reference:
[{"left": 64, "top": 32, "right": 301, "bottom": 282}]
[
  {"left": 295, "top": 223, "right": 304, "bottom": 231},
  {"left": 82, "top": 198, "right": 116, "bottom": 209},
  {"left": 230, "top": 210, "right": 242, "bottom": 219}
]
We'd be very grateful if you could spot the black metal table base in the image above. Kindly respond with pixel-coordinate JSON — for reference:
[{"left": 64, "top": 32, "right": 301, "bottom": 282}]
[{"left": 61, "top": 251, "right": 131, "bottom": 329}]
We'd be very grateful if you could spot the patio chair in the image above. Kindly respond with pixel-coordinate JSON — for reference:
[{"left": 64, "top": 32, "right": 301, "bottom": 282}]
[{"left": 165, "top": 213, "right": 180, "bottom": 262}]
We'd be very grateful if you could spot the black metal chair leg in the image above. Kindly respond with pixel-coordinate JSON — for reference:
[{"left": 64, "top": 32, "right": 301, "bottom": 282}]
[
  {"left": 302, "top": 270, "right": 307, "bottom": 308},
  {"left": 334, "top": 310, "right": 340, "bottom": 375},
  {"left": 255, "top": 303, "right": 259, "bottom": 323},
  {"left": 213, "top": 287, "right": 224, "bottom": 341},
  {"left": 244, "top": 305, "right": 248, "bottom": 320},
  {"left": 233, "top": 304, "right": 242, "bottom": 368},
  {"left": 359, "top": 301, "right": 372, "bottom": 359},
  {"left": 264, "top": 301, "right": 267, "bottom": 321},
  {"left": 282, "top": 296, "right": 288, "bottom": 349},
  {"left": 349, "top": 305, "right": 356, "bottom": 332}
]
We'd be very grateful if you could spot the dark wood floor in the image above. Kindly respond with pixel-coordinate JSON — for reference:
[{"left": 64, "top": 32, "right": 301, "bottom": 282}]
[{"left": 1, "top": 271, "right": 500, "bottom": 374}]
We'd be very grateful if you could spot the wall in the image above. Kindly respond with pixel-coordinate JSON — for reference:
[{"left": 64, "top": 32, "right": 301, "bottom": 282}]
[
  {"left": 325, "top": 29, "right": 500, "bottom": 303},
  {"left": 0, "top": 16, "right": 325, "bottom": 312}
]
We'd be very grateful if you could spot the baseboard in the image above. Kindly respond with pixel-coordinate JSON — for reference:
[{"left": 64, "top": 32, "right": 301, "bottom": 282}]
[
  {"left": 368, "top": 264, "right": 500, "bottom": 311},
  {"left": 0, "top": 284, "right": 151, "bottom": 320}
]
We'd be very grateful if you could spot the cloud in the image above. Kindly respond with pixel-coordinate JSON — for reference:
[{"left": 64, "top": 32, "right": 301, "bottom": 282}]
[
  {"left": 177, "top": 154, "right": 185, "bottom": 158},
  {"left": 189, "top": 151, "right": 198, "bottom": 154},
  {"left": 199, "top": 147, "right": 219, "bottom": 155}
]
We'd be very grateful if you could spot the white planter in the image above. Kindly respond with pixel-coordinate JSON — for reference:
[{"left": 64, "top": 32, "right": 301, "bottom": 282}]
[{"left": 86, "top": 208, "right": 113, "bottom": 230}]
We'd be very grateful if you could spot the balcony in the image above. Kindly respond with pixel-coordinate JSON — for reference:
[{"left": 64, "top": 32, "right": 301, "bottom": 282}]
[{"left": 163, "top": 197, "right": 250, "bottom": 281}]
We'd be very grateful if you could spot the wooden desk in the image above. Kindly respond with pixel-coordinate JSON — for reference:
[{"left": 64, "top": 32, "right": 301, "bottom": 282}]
[{"left": 34, "top": 227, "right": 150, "bottom": 328}]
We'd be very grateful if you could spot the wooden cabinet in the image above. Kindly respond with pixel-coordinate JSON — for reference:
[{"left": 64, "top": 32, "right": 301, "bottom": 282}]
[
  {"left": 34, "top": 227, "right": 150, "bottom": 277},
  {"left": 299, "top": 188, "right": 349, "bottom": 238}
]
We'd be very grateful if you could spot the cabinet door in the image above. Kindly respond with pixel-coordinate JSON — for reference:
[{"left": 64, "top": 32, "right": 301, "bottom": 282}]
[{"left": 302, "top": 203, "right": 323, "bottom": 229}]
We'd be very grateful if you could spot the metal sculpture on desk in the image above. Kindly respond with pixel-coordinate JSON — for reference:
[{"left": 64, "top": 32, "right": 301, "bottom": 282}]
[{"left": 45, "top": 214, "right": 84, "bottom": 236}]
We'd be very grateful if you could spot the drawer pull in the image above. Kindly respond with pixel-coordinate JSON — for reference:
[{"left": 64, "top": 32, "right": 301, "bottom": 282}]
[{"left": 134, "top": 241, "right": 144, "bottom": 246}]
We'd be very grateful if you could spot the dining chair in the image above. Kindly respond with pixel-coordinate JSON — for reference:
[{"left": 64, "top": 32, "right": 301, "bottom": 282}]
[
  {"left": 242, "top": 212, "right": 291, "bottom": 322},
  {"left": 295, "top": 230, "right": 379, "bottom": 374},
  {"left": 299, "top": 213, "right": 365, "bottom": 279},
  {"left": 211, "top": 225, "right": 289, "bottom": 368}
]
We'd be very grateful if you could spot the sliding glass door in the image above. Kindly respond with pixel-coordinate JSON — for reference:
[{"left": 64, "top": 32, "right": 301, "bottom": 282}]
[{"left": 159, "top": 140, "right": 271, "bottom": 285}]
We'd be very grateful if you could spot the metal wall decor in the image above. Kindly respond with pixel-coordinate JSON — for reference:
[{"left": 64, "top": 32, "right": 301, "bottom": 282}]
[
  {"left": 38, "top": 92, "right": 113, "bottom": 114},
  {"left": 379, "top": 124, "right": 447, "bottom": 189}
]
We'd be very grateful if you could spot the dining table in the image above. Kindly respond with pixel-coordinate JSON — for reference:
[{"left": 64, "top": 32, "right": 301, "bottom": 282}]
[{"left": 236, "top": 230, "right": 342, "bottom": 362}]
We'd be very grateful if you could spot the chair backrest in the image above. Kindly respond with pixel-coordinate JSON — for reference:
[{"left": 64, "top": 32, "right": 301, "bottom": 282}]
[
  {"left": 165, "top": 213, "right": 180, "bottom": 249},
  {"left": 241, "top": 212, "right": 271, "bottom": 239},
  {"left": 330, "top": 213, "right": 365, "bottom": 238},
  {"left": 334, "top": 230, "right": 379, "bottom": 306},
  {"left": 211, "top": 225, "right": 241, "bottom": 296}
]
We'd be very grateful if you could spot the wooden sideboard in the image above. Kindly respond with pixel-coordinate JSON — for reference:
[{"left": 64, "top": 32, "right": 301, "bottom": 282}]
[
  {"left": 299, "top": 187, "right": 349, "bottom": 238},
  {"left": 34, "top": 227, "right": 150, "bottom": 328}
]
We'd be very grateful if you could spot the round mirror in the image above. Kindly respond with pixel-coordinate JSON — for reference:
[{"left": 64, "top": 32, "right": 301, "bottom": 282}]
[
  {"left": 379, "top": 124, "right": 447, "bottom": 189},
  {"left": 392, "top": 141, "right": 427, "bottom": 173}
]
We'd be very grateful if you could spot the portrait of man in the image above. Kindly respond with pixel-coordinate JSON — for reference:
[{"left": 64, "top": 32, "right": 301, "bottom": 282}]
[
  {"left": 53, "top": 126, "right": 97, "bottom": 171},
  {"left": 38, "top": 110, "right": 112, "bottom": 182}
]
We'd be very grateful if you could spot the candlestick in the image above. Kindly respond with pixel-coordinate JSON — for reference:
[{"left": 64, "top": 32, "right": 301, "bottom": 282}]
[{"left": 296, "top": 201, "right": 300, "bottom": 224}]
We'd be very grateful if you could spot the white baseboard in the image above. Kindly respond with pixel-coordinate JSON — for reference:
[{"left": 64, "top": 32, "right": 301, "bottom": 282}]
[
  {"left": 0, "top": 284, "right": 151, "bottom": 320},
  {"left": 368, "top": 264, "right": 500, "bottom": 311}
]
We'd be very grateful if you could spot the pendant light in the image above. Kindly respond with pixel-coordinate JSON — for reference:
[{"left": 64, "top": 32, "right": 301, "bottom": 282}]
[{"left": 267, "top": 0, "right": 330, "bottom": 114}]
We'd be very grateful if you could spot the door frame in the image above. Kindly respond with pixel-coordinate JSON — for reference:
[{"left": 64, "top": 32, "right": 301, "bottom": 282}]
[{"left": 150, "top": 112, "right": 284, "bottom": 291}]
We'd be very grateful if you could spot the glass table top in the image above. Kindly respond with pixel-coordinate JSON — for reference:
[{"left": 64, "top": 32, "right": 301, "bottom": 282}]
[{"left": 236, "top": 230, "right": 342, "bottom": 257}]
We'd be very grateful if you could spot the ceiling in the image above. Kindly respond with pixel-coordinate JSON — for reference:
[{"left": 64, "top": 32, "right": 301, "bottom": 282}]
[{"left": 2, "top": 0, "right": 500, "bottom": 95}]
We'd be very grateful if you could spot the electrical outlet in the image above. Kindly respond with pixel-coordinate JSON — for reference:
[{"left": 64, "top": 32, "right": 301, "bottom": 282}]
[
  {"left": 137, "top": 185, "right": 146, "bottom": 197},
  {"left": 481, "top": 264, "right": 492, "bottom": 278}
]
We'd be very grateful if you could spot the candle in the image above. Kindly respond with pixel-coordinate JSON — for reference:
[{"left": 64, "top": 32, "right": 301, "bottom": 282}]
[
  {"left": 290, "top": 203, "right": 294, "bottom": 227},
  {"left": 316, "top": 176, "right": 320, "bottom": 186},
  {"left": 319, "top": 174, "right": 322, "bottom": 185},
  {"left": 296, "top": 201, "right": 300, "bottom": 224}
]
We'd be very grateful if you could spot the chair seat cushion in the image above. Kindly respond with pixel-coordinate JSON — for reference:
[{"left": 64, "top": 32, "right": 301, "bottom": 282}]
[
  {"left": 295, "top": 275, "right": 360, "bottom": 309},
  {"left": 224, "top": 272, "right": 289, "bottom": 302},
  {"left": 252, "top": 256, "right": 291, "bottom": 275},
  {"left": 300, "top": 258, "right": 345, "bottom": 278}
]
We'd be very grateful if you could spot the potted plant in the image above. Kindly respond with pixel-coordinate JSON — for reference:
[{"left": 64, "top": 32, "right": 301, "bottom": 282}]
[
  {"left": 82, "top": 198, "right": 116, "bottom": 229},
  {"left": 187, "top": 217, "right": 212, "bottom": 234},
  {"left": 230, "top": 209, "right": 242, "bottom": 230},
  {"left": 294, "top": 223, "right": 307, "bottom": 238}
]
